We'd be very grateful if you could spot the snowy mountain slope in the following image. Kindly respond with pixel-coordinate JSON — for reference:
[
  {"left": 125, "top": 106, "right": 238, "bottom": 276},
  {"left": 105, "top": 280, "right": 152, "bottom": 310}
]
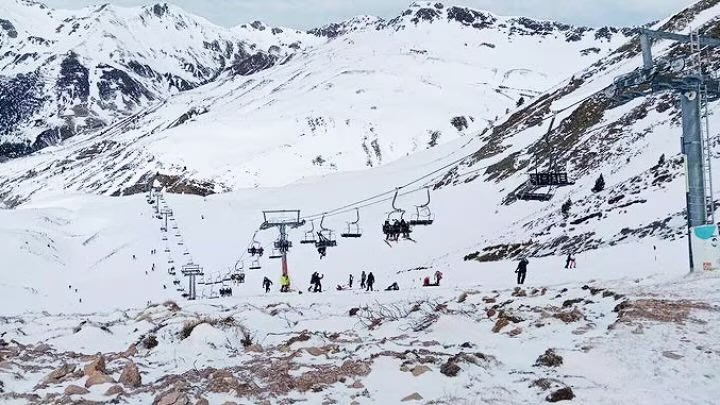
[
  {"left": 430, "top": 0, "right": 720, "bottom": 261},
  {"left": 0, "top": 268, "right": 718, "bottom": 404},
  {"left": 0, "top": 2, "right": 634, "bottom": 202},
  {"left": 0, "top": 0, "right": 320, "bottom": 158}
]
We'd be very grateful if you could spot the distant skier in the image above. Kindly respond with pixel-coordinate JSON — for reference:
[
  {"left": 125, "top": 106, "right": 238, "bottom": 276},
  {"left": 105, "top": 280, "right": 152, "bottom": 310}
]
[
  {"left": 132, "top": 254, "right": 136, "bottom": 260},
  {"left": 565, "top": 253, "right": 576, "bottom": 269},
  {"left": 361, "top": 271, "right": 367, "bottom": 289},
  {"left": 366, "top": 272, "right": 375, "bottom": 291},
  {"left": 349, "top": 274, "right": 354, "bottom": 288},
  {"left": 434, "top": 270, "right": 443, "bottom": 286},
  {"left": 515, "top": 257, "right": 529, "bottom": 285},
  {"left": 385, "top": 282, "right": 399, "bottom": 291},
  {"left": 263, "top": 277, "right": 273, "bottom": 293}
]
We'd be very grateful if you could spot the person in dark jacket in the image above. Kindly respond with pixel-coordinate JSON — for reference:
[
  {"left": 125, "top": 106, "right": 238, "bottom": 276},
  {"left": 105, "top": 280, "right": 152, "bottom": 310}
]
[
  {"left": 263, "top": 277, "right": 273, "bottom": 293},
  {"left": 366, "top": 272, "right": 375, "bottom": 291},
  {"left": 361, "top": 271, "right": 367, "bottom": 289},
  {"left": 515, "top": 257, "right": 529, "bottom": 285},
  {"left": 349, "top": 274, "right": 354, "bottom": 288}
]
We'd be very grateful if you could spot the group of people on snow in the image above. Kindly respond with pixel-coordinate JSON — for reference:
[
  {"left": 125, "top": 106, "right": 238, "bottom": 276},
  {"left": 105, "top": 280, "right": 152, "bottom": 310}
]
[
  {"left": 383, "top": 219, "right": 411, "bottom": 241},
  {"left": 514, "top": 253, "right": 577, "bottom": 285}
]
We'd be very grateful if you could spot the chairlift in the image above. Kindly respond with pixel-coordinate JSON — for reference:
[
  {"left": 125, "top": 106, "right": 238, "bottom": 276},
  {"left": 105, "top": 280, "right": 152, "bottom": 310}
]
[
  {"left": 341, "top": 208, "right": 362, "bottom": 238},
  {"left": 301, "top": 220, "right": 318, "bottom": 244},
  {"left": 269, "top": 248, "right": 282, "bottom": 259},
  {"left": 164, "top": 247, "right": 170, "bottom": 253},
  {"left": 168, "top": 258, "right": 174, "bottom": 264},
  {"left": 168, "top": 267, "right": 176, "bottom": 275},
  {"left": 178, "top": 241, "right": 184, "bottom": 246},
  {"left": 409, "top": 188, "right": 435, "bottom": 226},
  {"left": 176, "top": 286, "right": 185, "bottom": 292},
  {"left": 183, "top": 250, "right": 190, "bottom": 256},
  {"left": 173, "top": 279, "right": 180, "bottom": 286},
  {"left": 162, "top": 235, "right": 168, "bottom": 241},
  {"left": 516, "top": 116, "right": 575, "bottom": 202},
  {"left": 249, "top": 258, "right": 262, "bottom": 270},
  {"left": 315, "top": 214, "right": 337, "bottom": 258},
  {"left": 382, "top": 189, "right": 412, "bottom": 241},
  {"left": 315, "top": 215, "right": 337, "bottom": 248},
  {"left": 175, "top": 233, "right": 181, "bottom": 237},
  {"left": 247, "top": 238, "right": 264, "bottom": 257}
]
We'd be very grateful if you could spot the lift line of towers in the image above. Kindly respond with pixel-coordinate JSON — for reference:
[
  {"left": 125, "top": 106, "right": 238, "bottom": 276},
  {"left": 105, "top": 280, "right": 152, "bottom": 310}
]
[{"left": 151, "top": 27, "right": 720, "bottom": 301}]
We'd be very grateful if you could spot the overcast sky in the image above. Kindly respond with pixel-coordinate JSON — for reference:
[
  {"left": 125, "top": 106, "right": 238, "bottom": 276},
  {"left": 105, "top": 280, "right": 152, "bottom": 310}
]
[{"left": 42, "top": 0, "right": 694, "bottom": 29}]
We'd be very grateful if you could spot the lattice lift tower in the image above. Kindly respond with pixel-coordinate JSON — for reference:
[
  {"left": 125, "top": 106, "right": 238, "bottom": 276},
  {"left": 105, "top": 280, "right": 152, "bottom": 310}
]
[{"left": 605, "top": 28, "right": 720, "bottom": 271}]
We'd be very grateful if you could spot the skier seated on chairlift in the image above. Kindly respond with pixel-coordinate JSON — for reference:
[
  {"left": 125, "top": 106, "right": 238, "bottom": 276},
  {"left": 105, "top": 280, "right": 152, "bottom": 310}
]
[
  {"left": 385, "top": 282, "right": 400, "bottom": 291},
  {"left": 391, "top": 220, "right": 401, "bottom": 241},
  {"left": 383, "top": 220, "right": 392, "bottom": 240},
  {"left": 399, "top": 219, "right": 410, "bottom": 239}
]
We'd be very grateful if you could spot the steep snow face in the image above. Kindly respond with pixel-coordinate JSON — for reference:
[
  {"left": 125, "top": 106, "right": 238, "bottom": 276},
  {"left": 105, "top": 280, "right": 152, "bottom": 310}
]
[
  {"left": 0, "top": 2, "right": 632, "bottom": 199},
  {"left": 0, "top": 0, "right": 322, "bottom": 158}
]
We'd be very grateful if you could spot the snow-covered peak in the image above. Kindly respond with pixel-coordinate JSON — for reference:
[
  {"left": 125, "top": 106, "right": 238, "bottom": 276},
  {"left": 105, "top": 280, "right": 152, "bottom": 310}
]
[{"left": 308, "top": 15, "right": 385, "bottom": 38}]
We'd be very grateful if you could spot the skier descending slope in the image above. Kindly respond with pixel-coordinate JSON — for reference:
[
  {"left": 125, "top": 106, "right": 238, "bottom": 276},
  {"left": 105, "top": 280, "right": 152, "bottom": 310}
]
[{"left": 515, "top": 258, "right": 529, "bottom": 285}]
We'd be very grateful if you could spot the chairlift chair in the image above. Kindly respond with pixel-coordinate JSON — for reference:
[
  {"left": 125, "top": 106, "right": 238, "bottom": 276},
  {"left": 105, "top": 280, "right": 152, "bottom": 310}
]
[
  {"left": 162, "top": 235, "right": 168, "bottom": 241},
  {"left": 168, "top": 267, "right": 176, "bottom": 275},
  {"left": 249, "top": 258, "right": 262, "bottom": 270},
  {"left": 340, "top": 208, "right": 362, "bottom": 238},
  {"left": 382, "top": 189, "right": 413, "bottom": 240},
  {"left": 315, "top": 215, "right": 338, "bottom": 248},
  {"left": 168, "top": 258, "right": 174, "bottom": 264},
  {"left": 409, "top": 188, "right": 435, "bottom": 226},
  {"left": 173, "top": 279, "right": 180, "bottom": 286},
  {"left": 301, "top": 221, "right": 318, "bottom": 244},
  {"left": 164, "top": 246, "right": 170, "bottom": 253},
  {"left": 516, "top": 116, "right": 574, "bottom": 202},
  {"left": 247, "top": 240, "right": 264, "bottom": 257},
  {"left": 269, "top": 248, "right": 283, "bottom": 259}
]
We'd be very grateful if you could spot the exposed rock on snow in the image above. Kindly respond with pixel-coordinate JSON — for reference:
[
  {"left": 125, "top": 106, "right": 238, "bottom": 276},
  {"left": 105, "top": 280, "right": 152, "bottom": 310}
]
[
  {"left": 63, "top": 384, "right": 89, "bottom": 395},
  {"left": 119, "top": 361, "right": 142, "bottom": 387}
]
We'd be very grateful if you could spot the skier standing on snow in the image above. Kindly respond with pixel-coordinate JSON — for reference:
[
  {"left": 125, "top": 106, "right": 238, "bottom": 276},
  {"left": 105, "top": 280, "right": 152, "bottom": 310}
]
[
  {"left": 565, "top": 253, "right": 576, "bottom": 269},
  {"left": 349, "top": 274, "right": 354, "bottom": 288},
  {"left": 263, "top": 277, "right": 273, "bottom": 293},
  {"left": 361, "top": 271, "right": 367, "bottom": 289},
  {"left": 515, "top": 257, "right": 529, "bottom": 285},
  {"left": 314, "top": 272, "right": 324, "bottom": 293},
  {"left": 366, "top": 272, "right": 375, "bottom": 291},
  {"left": 280, "top": 274, "right": 290, "bottom": 293}
]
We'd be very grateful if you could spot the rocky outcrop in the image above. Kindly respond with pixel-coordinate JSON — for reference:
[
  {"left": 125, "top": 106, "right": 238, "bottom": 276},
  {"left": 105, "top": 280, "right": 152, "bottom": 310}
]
[{"left": 119, "top": 361, "right": 142, "bottom": 388}]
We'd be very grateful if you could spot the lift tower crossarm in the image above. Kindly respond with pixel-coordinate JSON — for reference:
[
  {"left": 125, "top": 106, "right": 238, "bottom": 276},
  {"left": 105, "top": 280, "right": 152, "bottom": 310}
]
[{"left": 639, "top": 28, "right": 720, "bottom": 69}]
